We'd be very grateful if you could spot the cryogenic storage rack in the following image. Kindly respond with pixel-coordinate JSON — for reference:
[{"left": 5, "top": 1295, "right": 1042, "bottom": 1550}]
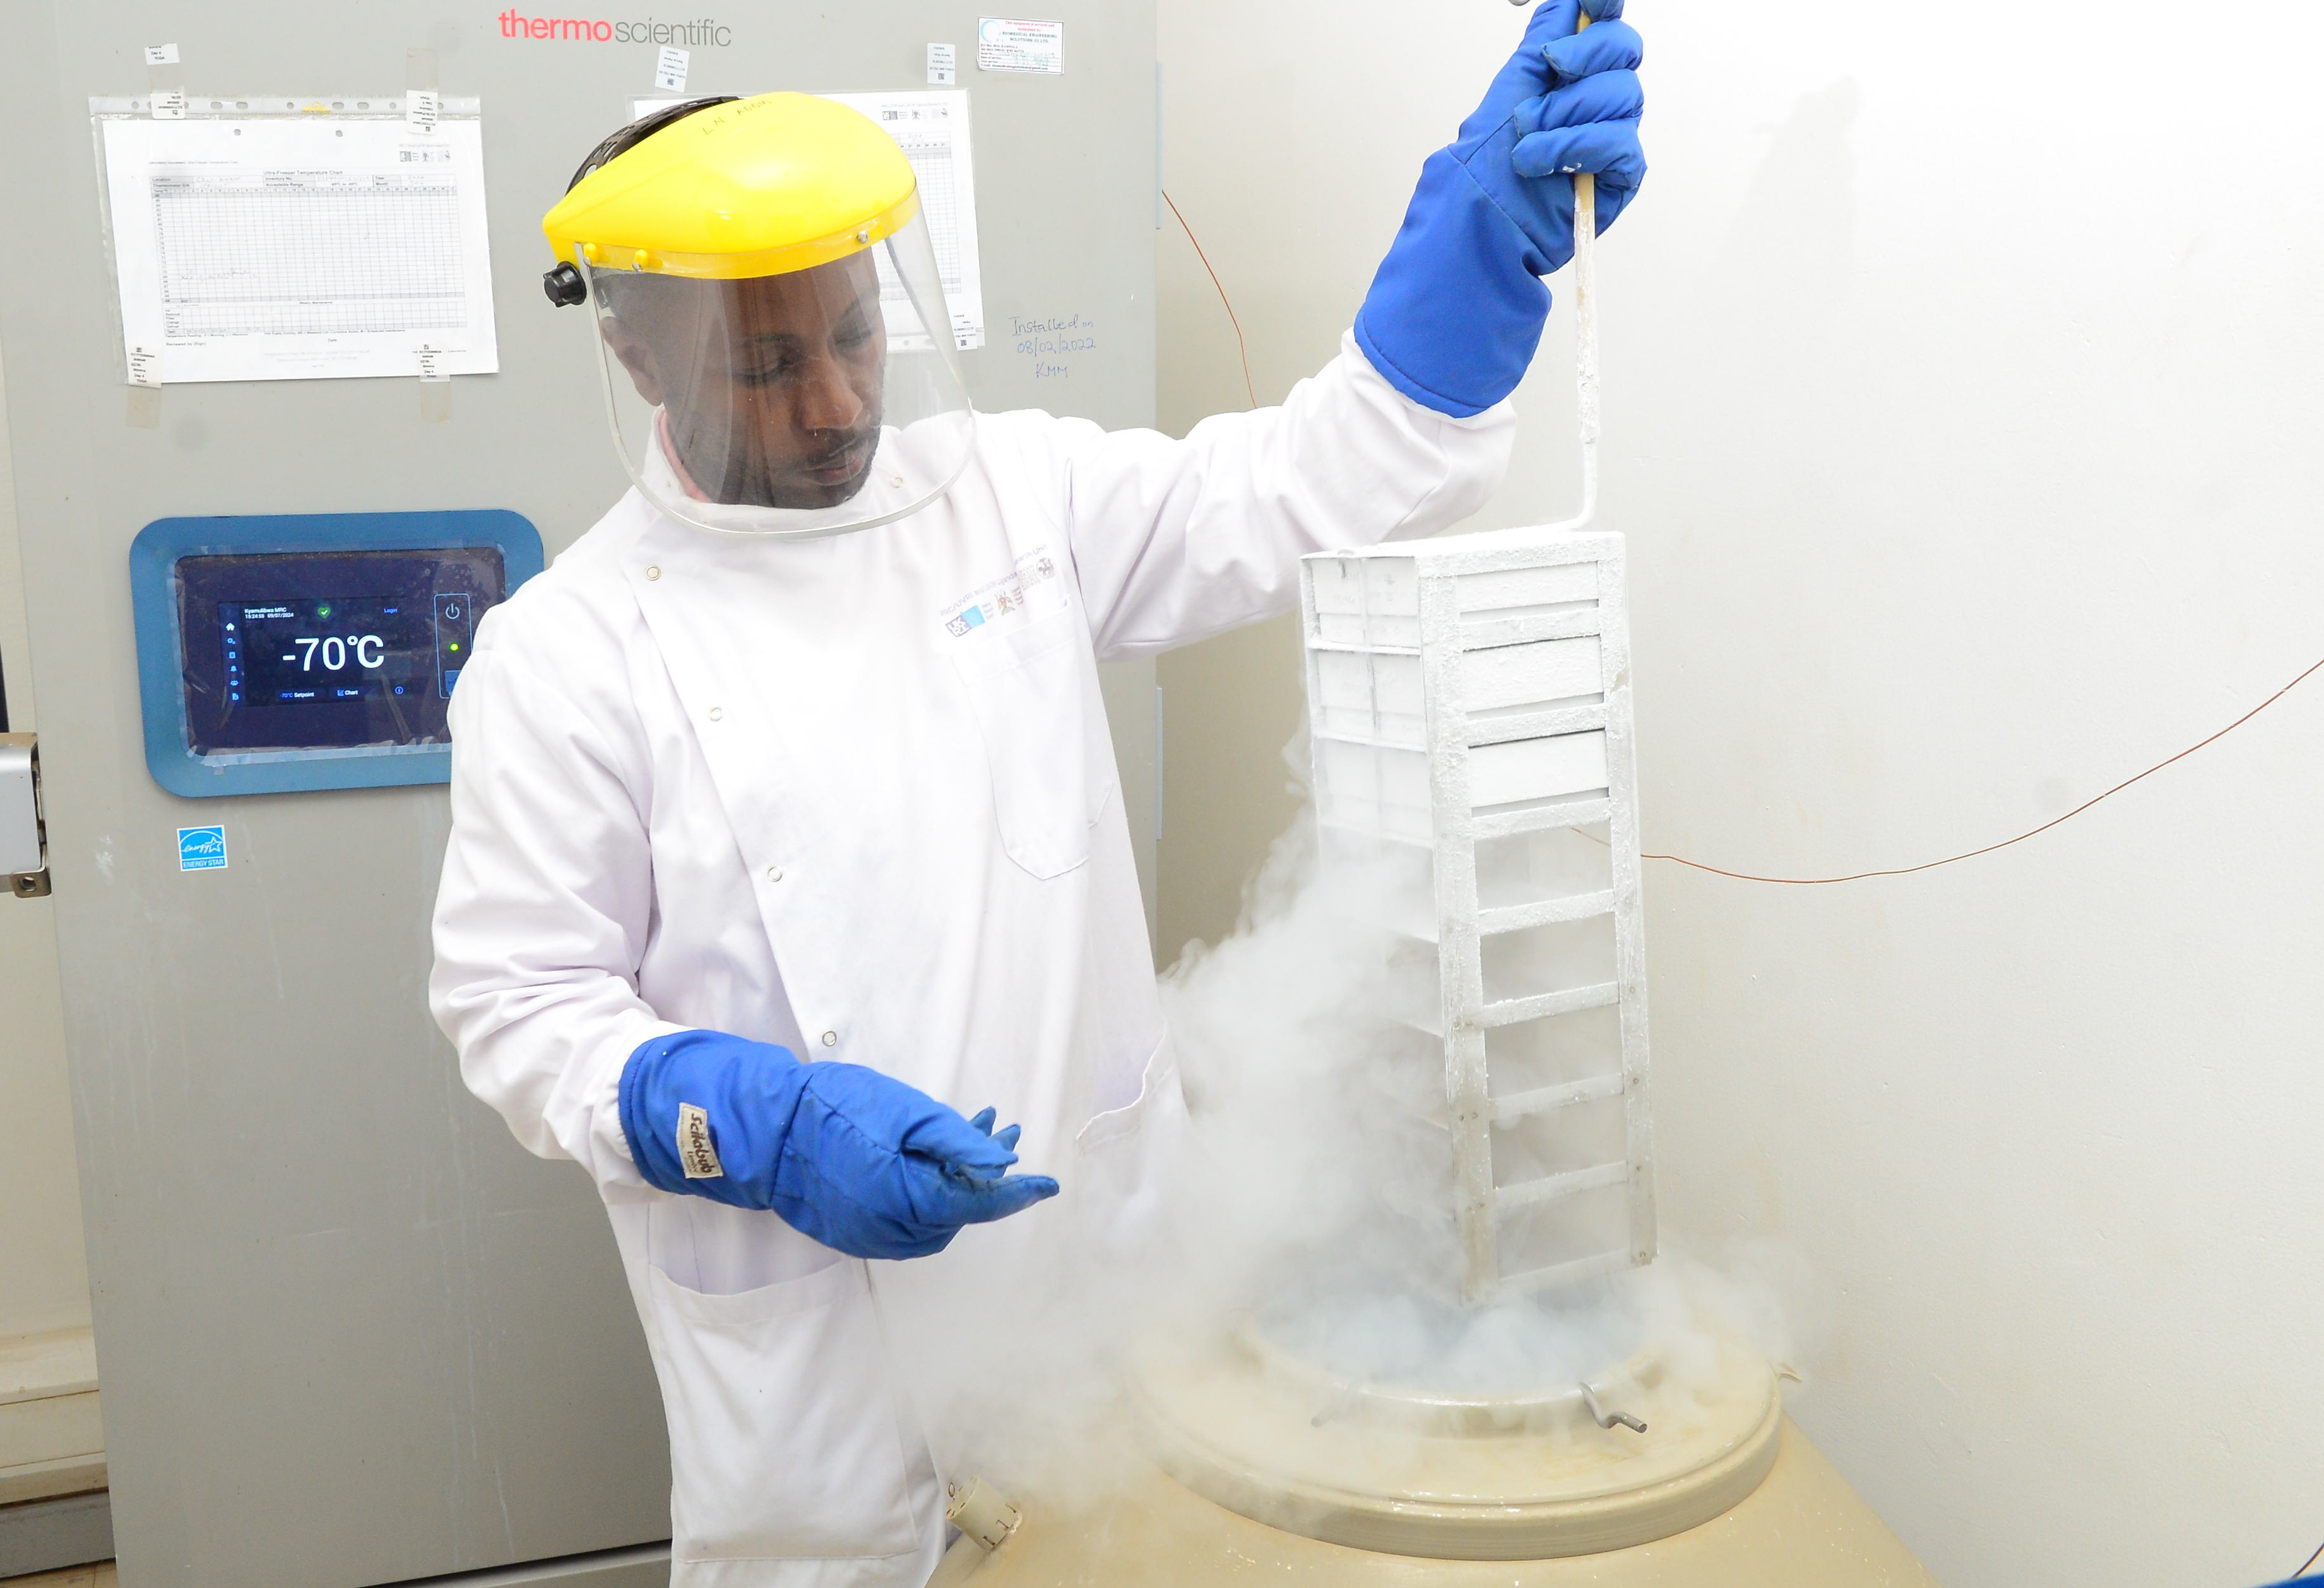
[{"left": 1301, "top": 527, "right": 1654, "bottom": 1306}]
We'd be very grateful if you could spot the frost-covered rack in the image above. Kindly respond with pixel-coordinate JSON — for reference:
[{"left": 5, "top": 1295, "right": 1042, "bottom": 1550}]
[{"left": 1301, "top": 527, "right": 1654, "bottom": 1307}]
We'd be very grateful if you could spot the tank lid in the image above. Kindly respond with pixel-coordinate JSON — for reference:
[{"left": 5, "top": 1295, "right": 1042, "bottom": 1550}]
[{"left": 1128, "top": 1326, "right": 1783, "bottom": 1561}]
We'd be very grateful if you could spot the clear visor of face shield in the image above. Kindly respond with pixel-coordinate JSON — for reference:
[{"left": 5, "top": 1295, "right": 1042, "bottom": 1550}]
[{"left": 581, "top": 208, "right": 973, "bottom": 538}]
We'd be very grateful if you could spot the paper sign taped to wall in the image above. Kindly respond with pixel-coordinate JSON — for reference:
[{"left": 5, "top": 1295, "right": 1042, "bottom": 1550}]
[
  {"left": 977, "top": 18, "right": 1062, "bottom": 74},
  {"left": 98, "top": 112, "right": 499, "bottom": 384}
]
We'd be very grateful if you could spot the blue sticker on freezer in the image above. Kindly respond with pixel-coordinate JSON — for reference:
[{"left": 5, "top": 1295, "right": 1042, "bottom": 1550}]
[{"left": 177, "top": 826, "right": 227, "bottom": 872}]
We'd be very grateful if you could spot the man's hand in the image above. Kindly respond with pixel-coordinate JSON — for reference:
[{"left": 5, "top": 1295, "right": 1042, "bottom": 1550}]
[
  {"left": 1353, "top": 0, "right": 1647, "bottom": 418},
  {"left": 619, "top": 1029, "right": 1060, "bottom": 1260}
]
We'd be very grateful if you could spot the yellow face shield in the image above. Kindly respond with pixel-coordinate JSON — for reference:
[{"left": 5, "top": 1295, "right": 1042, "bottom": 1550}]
[{"left": 542, "top": 93, "right": 974, "bottom": 539}]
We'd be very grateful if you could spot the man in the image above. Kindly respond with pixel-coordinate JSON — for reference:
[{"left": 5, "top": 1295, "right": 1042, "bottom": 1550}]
[{"left": 430, "top": 4, "right": 1644, "bottom": 1582}]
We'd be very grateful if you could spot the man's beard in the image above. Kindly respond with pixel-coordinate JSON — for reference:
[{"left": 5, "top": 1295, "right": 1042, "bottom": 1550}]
[{"left": 673, "top": 403, "right": 886, "bottom": 511}]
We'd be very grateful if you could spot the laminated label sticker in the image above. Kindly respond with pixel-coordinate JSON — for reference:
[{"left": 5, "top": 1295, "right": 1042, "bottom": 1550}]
[
  {"left": 655, "top": 45, "right": 690, "bottom": 92},
  {"left": 177, "top": 826, "right": 227, "bottom": 872},
  {"left": 977, "top": 18, "right": 1062, "bottom": 74},
  {"left": 677, "top": 1103, "right": 723, "bottom": 1178},
  {"left": 927, "top": 42, "right": 957, "bottom": 85}
]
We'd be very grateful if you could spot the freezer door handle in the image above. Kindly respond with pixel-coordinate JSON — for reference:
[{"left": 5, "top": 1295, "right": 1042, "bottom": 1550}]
[{"left": 3, "top": 732, "right": 50, "bottom": 898}]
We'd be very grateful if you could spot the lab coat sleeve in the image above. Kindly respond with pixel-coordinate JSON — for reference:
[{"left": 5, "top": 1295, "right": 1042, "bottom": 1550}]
[
  {"left": 1011, "top": 332, "right": 1518, "bottom": 660},
  {"left": 429, "top": 610, "right": 685, "bottom": 1198}
]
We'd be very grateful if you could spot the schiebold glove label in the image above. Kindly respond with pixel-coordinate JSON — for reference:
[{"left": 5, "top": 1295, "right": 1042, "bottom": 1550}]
[{"left": 676, "top": 1103, "right": 724, "bottom": 1178}]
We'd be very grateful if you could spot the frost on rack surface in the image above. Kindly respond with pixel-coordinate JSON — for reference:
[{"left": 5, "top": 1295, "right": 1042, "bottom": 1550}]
[{"left": 1300, "top": 524, "right": 1655, "bottom": 1307}]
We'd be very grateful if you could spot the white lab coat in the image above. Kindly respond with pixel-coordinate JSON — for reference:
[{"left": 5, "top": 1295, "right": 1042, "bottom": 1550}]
[{"left": 429, "top": 336, "right": 1514, "bottom": 1587}]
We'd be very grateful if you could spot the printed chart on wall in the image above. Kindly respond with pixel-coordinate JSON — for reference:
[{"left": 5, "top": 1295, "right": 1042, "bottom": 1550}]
[
  {"left": 96, "top": 109, "right": 499, "bottom": 384},
  {"left": 633, "top": 90, "right": 987, "bottom": 352},
  {"left": 823, "top": 91, "right": 985, "bottom": 351}
]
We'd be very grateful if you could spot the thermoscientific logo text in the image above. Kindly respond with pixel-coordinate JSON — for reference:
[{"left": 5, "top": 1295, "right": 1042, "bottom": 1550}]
[{"left": 496, "top": 11, "right": 733, "bottom": 45}]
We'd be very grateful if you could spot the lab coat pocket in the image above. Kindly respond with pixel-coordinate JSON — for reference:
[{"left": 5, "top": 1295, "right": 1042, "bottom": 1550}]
[
  {"left": 949, "top": 607, "right": 1118, "bottom": 880},
  {"left": 1073, "top": 1034, "right": 1190, "bottom": 1257},
  {"left": 644, "top": 1257, "right": 924, "bottom": 1563}
]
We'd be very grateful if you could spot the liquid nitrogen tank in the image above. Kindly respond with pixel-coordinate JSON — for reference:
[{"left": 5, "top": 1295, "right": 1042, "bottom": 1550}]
[
  {"left": 925, "top": 524, "right": 1937, "bottom": 1588},
  {"left": 926, "top": 198, "right": 1936, "bottom": 1586},
  {"left": 947, "top": 1324, "right": 1932, "bottom": 1587}
]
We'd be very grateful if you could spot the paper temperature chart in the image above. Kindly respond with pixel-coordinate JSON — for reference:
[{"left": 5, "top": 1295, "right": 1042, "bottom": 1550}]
[
  {"left": 100, "top": 114, "right": 499, "bottom": 384},
  {"left": 819, "top": 90, "right": 986, "bottom": 351}
]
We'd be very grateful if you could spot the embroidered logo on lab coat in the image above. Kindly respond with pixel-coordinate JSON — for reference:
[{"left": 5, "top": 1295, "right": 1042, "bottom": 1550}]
[
  {"left": 676, "top": 1103, "right": 723, "bottom": 1178},
  {"left": 943, "top": 550, "right": 1061, "bottom": 637}
]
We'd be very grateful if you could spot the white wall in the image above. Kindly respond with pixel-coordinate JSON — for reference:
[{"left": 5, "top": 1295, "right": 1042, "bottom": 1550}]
[
  {"left": 0, "top": 345, "right": 93, "bottom": 1341},
  {"left": 1155, "top": 4, "right": 2324, "bottom": 1584}
]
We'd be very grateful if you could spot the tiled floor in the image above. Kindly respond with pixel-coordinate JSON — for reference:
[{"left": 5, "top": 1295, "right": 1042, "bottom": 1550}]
[{"left": 6, "top": 1565, "right": 116, "bottom": 1587}]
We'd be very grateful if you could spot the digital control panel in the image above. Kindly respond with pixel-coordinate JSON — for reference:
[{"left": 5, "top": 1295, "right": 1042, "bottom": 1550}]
[
  {"left": 176, "top": 548, "right": 502, "bottom": 756},
  {"left": 131, "top": 512, "right": 543, "bottom": 797},
  {"left": 222, "top": 596, "right": 448, "bottom": 709}
]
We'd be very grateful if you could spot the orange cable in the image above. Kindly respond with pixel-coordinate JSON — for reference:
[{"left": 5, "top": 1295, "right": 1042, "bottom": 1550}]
[
  {"left": 1636, "top": 650, "right": 2324, "bottom": 886},
  {"left": 1163, "top": 189, "right": 1258, "bottom": 410}
]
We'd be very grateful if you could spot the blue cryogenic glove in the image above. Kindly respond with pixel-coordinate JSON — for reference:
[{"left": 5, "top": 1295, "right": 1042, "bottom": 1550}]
[
  {"left": 1354, "top": 0, "right": 1647, "bottom": 417},
  {"left": 617, "top": 1029, "right": 1060, "bottom": 1260}
]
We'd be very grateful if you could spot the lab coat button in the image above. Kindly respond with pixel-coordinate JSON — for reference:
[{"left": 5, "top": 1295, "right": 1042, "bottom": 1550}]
[
  {"left": 708, "top": 706, "right": 723, "bottom": 721},
  {"left": 645, "top": 565, "right": 661, "bottom": 581},
  {"left": 766, "top": 865, "right": 783, "bottom": 882},
  {"left": 821, "top": 1031, "right": 837, "bottom": 1046}
]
